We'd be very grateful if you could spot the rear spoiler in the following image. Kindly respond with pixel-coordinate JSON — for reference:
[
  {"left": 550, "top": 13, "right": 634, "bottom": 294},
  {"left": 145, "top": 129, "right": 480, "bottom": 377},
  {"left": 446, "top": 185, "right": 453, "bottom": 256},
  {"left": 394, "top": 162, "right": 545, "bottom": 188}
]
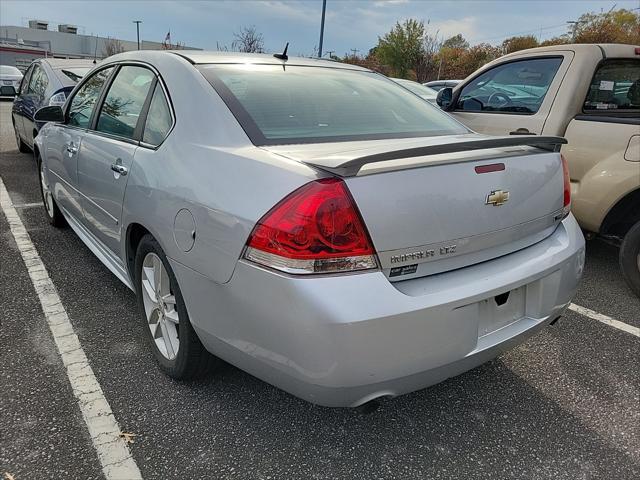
[{"left": 306, "top": 136, "right": 567, "bottom": 176}]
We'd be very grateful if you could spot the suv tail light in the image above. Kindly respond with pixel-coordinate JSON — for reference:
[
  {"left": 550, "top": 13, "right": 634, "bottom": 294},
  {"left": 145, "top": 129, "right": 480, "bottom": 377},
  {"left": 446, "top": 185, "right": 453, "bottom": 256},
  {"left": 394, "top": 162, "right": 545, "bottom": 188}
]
[
  {"left": 48, "top": 91, "right": 67, "bottom": 106},
  {"left": 244, "top": 178, "right": 378, "bottom": 274},
  {"left": 561, "top": 154, "right": 571, "bottom": 218}
]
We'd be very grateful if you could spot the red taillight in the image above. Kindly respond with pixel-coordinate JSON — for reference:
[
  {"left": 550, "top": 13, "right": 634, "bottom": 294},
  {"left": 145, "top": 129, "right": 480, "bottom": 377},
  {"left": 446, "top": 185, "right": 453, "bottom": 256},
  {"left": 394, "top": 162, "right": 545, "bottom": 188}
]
[
  {"left": 561, "top": 154, "right": 571, "bottom": 217},
  {"left": 244, "top": 178, "right": 377, "bottom": 274}
]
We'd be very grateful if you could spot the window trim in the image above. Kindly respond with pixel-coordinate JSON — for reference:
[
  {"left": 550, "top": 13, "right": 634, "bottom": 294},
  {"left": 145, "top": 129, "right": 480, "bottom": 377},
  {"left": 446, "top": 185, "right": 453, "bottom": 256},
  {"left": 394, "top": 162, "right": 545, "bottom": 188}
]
[
  {"left": 580, "top": 57, "right": 640, "bottom": 119},
  {"left": 19, "top": 65, "right": 34, "bottom": 96},
  {"left": 197, "top": 64, "right": 467, "bottom": 146},
  {"left": 452, "top": 55, "right": 565, "bottom": 116},
  {"left": 63, "top": 60, "right": 175, "bottom": 147}
]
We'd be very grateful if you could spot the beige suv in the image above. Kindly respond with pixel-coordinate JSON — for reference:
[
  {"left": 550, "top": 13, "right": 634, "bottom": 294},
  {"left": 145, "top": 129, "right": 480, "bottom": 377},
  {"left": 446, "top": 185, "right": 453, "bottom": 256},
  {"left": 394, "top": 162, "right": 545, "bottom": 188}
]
[{"left": 437, "top": 44, "right": 640, "bottom": 296}]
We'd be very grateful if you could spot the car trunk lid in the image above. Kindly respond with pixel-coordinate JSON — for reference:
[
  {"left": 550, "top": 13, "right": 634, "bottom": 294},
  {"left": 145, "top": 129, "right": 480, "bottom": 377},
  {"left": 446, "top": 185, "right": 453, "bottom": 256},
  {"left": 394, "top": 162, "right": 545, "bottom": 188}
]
[{"left": 263, "top": 134, "right": 567, "bottom": 280}]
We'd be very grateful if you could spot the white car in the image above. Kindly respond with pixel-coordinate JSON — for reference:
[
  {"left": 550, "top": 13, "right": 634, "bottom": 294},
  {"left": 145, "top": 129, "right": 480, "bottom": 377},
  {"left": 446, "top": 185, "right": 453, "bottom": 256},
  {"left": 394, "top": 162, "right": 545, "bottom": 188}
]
[{"left": 0, "top": 65, "right": 23, "bottom": 96}]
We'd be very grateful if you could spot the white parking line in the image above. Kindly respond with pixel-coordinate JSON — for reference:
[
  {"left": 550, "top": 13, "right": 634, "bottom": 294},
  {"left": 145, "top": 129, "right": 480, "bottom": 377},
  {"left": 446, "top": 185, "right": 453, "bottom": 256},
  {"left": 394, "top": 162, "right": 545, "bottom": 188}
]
[
  {"left": 0, "top": 178, "right": 142, "bottom": 480},
  {"left": 569, "top": 303, "right": 640, "bottom": 338}
]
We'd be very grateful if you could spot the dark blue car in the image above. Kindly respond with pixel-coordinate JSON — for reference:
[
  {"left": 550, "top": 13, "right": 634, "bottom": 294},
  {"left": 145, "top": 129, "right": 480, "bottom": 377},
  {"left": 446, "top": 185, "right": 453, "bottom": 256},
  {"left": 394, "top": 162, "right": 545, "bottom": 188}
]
[{"left": 12, "top": 58, "right": 95, "bottom": 153}]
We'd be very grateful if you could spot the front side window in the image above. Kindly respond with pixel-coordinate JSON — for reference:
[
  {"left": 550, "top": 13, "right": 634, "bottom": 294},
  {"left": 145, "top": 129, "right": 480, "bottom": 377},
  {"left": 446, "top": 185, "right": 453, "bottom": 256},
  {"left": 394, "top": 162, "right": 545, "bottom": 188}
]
[
  {"left": 456, "top": 57, "right": 563, "bottom": 114},
  {"left": 67, "top": 67, "right": 114, "bottom": 128},
  {"left": 28, "top": 65, "right": 49, "bottom": 97},
  {"left": 583, "top": 59, "right": 640, "bottom": 115},
  {"left": 96, "top": 66, "right": 154, "bottom": 139},
  {"left": 198, "top": 64, "right": 467, "bottom": 145},
  {"left": 142, "top": 85, "right": 172, "bottom": 145}
]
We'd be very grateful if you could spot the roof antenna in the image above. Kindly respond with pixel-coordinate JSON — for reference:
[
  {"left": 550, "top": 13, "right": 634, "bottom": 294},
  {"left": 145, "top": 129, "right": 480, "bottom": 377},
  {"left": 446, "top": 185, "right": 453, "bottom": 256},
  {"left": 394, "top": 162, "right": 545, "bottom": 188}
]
[{"left": 273, "top": 42, "right": 289, "bottom": 61}]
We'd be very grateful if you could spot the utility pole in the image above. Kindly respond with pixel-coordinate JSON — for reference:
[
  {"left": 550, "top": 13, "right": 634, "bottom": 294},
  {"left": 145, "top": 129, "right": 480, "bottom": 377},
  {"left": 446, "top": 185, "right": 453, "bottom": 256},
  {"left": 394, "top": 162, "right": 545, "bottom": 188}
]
[
  {"left": 318, "top": 0, "right": 327, "bottom": 58},
  {"left": 350, "top": 48, "right": 359, "bottom": 58},
  {"left": 324, "top": 50, "right": 335, "bottom": 58},
  {"left": 133, "top": 20, "right": 142, "bottom": 50}
]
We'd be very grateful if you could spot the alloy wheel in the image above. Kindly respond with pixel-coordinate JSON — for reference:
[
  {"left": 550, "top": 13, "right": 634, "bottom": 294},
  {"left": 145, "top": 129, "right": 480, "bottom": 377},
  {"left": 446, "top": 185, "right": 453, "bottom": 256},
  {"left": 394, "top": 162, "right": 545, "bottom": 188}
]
[
  {"left": 141, "top": 252, "right": 180, "bottom": 360},
  {"left": 39, "top": 162, "right": 54, "bottom": 218}
]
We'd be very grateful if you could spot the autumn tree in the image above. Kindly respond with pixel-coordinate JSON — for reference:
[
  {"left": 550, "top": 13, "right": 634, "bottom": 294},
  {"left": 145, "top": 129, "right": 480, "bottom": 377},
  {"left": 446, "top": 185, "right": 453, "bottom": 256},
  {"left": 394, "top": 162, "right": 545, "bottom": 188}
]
[
  {"left": 502, "top": 35, "right": 539, "bottom": 54},
  {"left": 232, "top": 26, "right": 265, "bottom": 53},
  {"left": 572, "top": 8, "right": 640, "bottom": 44}
]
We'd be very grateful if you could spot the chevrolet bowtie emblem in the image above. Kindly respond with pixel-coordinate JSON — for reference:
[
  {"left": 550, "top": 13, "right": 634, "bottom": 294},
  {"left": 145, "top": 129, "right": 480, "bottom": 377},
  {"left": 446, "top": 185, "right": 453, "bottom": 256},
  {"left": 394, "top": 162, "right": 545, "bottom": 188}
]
[{"left": 485, "top": 189, "right": 510, "bottom": 206}]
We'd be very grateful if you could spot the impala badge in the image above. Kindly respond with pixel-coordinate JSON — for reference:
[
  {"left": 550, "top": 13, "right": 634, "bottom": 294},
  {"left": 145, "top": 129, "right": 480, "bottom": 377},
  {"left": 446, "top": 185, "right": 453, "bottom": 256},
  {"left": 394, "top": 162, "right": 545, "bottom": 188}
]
[{"left": 486, "top": 189, "right": 510, "bottom": 206}]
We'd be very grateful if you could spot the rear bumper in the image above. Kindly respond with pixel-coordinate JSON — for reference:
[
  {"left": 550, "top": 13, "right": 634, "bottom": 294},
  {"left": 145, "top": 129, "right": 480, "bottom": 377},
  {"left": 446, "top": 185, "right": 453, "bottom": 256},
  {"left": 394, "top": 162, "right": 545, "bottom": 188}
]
[{"left": 172, "top": 215, "right": 585, "bottom": 407}]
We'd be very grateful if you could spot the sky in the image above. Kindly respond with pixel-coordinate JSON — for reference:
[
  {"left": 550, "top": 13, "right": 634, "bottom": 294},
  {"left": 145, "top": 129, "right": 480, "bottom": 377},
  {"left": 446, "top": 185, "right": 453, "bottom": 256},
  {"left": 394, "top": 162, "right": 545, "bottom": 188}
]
[{"left": 1, "top": 0, "right": 636, "bottom": 56}]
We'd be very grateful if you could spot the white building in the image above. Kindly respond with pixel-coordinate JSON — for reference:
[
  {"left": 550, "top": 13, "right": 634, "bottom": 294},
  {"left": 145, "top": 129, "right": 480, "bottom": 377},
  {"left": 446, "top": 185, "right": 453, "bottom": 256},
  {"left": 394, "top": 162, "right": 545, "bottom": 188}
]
[{"left": 0, "top": 20, "right": 201, "bottom": 71}]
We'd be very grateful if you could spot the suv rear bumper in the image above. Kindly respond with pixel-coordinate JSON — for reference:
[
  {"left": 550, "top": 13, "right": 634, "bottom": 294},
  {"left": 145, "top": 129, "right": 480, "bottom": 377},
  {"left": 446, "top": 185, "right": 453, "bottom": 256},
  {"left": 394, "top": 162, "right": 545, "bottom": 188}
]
[{"left": 172, "top": 215, "right": 585, "bottom": 407}]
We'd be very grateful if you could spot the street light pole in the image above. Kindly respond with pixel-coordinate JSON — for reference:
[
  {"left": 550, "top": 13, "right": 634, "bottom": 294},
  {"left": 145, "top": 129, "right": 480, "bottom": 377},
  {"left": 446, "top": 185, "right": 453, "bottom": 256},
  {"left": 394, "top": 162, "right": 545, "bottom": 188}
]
[
  {"left": 133, "top": 20, "right": 142, "bottom": 50},
  {"left": 318, "top": 0, "right": 326, "bottom": 58}
]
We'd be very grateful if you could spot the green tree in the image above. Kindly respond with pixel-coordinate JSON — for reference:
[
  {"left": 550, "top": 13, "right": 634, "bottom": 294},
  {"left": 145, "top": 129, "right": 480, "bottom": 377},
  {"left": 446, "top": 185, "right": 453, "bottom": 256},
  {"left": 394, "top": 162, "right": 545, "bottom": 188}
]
[
  {"left": 442, "top": 34, "right": 469, "bottom": 50},
  {"left": 376, "top": 19, "right": 427, "bottom": 78}
]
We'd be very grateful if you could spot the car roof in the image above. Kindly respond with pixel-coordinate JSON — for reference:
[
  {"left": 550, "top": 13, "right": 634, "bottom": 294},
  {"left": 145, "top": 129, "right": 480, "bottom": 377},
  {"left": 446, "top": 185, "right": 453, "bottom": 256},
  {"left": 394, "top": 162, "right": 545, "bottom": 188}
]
[
  {"left": 107, "top": 49, "right": 370, "bottom": 72},
  {"left": 500, "top": 43, "right": 638, "bottom": 59}
]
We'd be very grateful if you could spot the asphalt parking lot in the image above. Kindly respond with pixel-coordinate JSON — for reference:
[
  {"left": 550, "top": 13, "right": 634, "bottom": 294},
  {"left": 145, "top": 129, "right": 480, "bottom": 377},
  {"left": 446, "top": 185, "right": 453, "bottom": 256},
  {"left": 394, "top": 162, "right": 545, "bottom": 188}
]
[{"left": 1, "top": 100, "right": 639, "bottom": 480}]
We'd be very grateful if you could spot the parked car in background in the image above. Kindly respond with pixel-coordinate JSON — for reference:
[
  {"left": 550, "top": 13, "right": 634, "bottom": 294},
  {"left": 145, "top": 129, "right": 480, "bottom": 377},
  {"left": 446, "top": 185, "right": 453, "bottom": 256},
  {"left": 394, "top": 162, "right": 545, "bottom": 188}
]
[
  {"left": 424, "top": 79, "right": 461, "bottom": 91},
  {"left": 11, "top": 58, "right": 95, "bottom": 153},
  {"left": 392, "top": 77, "right": 438, "bottom": 104},
  {"left": 33, "top": 50, "right": 584, "bottom": 407},
  {"left": 0, "top": 65, "right": 23, "bottom": 97},
  {"left": 436, "top": 43, "right": 640, "bottom": 296}
]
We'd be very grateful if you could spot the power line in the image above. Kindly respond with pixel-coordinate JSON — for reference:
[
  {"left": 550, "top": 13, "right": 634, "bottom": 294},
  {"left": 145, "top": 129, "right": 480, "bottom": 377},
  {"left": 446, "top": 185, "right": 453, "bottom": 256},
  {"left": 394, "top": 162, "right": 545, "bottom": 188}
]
[{"left": 473, "top": 22, "right": 567, "bottom": 43}]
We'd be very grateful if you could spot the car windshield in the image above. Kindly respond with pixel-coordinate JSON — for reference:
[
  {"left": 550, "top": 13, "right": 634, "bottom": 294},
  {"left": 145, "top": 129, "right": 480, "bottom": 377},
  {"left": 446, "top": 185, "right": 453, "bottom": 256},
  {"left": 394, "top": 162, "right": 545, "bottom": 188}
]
[
  {"left": 0, "top": 65, "right": 22, "bottom": 76},
  {"left": 393, "top": 79, "right": 437, "bottom": 99},
  {"left": 58, "top": 67, "right": 91, "bottom": 84},
  {"left": 198, "top": 64, "right": 467, "bottom": 145}
]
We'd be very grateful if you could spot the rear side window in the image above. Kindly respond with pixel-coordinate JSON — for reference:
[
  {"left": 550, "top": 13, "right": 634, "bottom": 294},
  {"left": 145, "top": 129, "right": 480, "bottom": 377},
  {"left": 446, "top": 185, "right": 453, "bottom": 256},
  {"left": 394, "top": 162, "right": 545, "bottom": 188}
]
[
  {"left": 583, "top": 59, "right": 640, "bottom": 115},
  {"left": 68, "top": 67, "right": 115, "bottom": 128},
  {"left": 142, "top": 85, "right": 172, "bottom": 146},
  {"left": 96, "top": 66, "right": 154, "bottom": 139},
  {"left": 198, "top": 64, "right": 467, "bottom": 145},
  {"left": 456, "top": 57, "right": 563, "bottom": 114}
]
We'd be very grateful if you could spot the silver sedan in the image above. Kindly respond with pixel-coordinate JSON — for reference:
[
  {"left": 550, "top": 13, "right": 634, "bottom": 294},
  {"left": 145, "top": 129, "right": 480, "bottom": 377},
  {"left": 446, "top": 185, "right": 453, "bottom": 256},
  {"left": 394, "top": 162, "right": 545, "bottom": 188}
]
[{"left": 33, "top": 51, "right": 585, "bottom": 407}]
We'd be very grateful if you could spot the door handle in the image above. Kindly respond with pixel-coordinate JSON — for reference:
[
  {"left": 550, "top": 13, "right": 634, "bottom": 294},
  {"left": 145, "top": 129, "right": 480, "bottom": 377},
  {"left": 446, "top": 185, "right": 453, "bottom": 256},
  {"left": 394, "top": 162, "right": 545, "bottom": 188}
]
[
  {"left": 65, "top": 142, "right": 78, "bottom": 155},
  {"left": 509, "top": 128, "right": 534, "bottom": 135},
  {"left": 110, "top": 163, "right": 128, "bottom": 176}
]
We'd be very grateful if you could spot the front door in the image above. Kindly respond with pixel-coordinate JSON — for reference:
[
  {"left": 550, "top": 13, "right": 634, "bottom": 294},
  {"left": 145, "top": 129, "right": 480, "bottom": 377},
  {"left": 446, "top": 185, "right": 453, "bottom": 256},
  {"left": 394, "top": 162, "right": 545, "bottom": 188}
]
[
  {"left": 450, "top": 52, "right": 573, "bottom": 136},
  {"left": 47, "top": 66, "right": 116, "bottom": 220},
  {"left": 77, "top": 65, "right": 155, "bottom": 254}
]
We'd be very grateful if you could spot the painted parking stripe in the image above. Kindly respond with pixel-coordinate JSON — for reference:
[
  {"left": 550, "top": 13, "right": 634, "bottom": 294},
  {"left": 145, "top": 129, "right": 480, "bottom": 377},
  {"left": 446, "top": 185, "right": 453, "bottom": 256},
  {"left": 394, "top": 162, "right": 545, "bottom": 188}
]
[
  {"left": 0, "top": 178, "right": 143, "bottom": 480},
  {"left": 569, "top": 303, "right": 640, "bottom": 338}
]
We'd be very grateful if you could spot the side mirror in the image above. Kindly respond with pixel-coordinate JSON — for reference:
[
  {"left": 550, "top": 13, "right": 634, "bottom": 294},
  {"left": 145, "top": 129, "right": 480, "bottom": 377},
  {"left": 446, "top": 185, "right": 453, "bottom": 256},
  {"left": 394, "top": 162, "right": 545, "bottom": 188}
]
[
  {"left": 34, "top": 105, "right": 65, "bottom": 123},
  {"left": 436, "top": 87, "right": 453, "bottom": 110},
  {"left": 0, "top": 85, "right": 16, "bottom": 97}
]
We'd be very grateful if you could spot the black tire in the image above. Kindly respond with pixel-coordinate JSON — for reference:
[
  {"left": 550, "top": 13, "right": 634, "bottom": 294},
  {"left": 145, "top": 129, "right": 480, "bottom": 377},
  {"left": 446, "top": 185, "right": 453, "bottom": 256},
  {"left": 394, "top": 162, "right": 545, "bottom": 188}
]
[
  {"left": 37, "top": 156, "right": 66, "bottom": 227},
  {"left": 134, "top": 234, "right": 217, "bottom": 378},
  {"left": 15, "top": 125, "right": 31, "bottom": 153},
  {"left": 619, "top": 220, "right": 640, "bottom": 297}
]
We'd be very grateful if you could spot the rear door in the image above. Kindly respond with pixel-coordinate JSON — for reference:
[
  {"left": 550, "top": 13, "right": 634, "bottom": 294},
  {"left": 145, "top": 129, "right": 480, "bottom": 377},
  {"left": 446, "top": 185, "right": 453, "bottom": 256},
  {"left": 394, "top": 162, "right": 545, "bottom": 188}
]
[
  {"left": 77, "top": 64, "right": 156, "bottom": 254},
  {"left": 450, "top": 52, "right": 573, "bottom": 135}
]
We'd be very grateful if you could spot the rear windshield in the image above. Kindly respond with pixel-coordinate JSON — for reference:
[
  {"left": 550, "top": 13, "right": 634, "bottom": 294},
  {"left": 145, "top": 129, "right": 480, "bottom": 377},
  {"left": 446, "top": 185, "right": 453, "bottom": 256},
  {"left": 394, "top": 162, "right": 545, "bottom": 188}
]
[
  {"left": 198, "top": 64, "right": 467, "bottom": 145},
  {"left": 57, "top": 67, "right": 91, "bottom": 85},
  {"left": 0, "top": 65, "right": 22, "bottom": 76}
]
